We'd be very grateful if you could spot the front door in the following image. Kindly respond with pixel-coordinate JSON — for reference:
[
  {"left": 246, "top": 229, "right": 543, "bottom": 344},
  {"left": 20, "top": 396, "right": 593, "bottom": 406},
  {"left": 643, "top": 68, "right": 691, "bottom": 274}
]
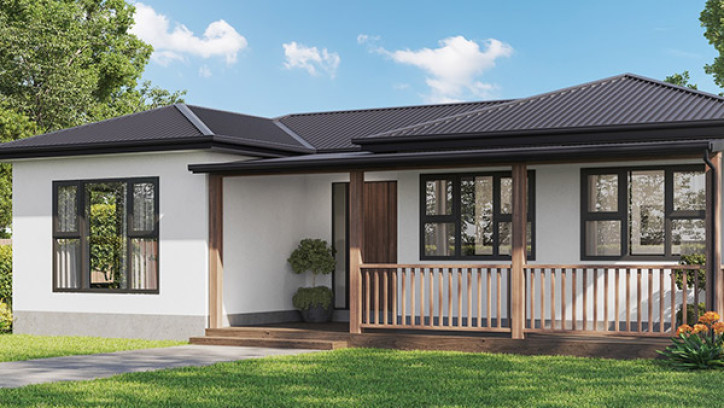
[{"left": 332, "top": 181, "right": 397, "bottom": 310}]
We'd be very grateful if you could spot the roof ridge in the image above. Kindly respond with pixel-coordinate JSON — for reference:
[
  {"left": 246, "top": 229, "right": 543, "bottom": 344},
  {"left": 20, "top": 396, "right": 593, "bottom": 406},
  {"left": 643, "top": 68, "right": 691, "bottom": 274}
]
[
  {"left": 357, "top": 73, "right": 709, "bottom": 140},
  {"left": 186, "top": 104, "right": 273, "bottom": 121},
  {"left": 278, "top": 99, "right": 514, "bottom": 119},
  {"left": 622, "top": 73, "right": 724, "bottom": 102}
]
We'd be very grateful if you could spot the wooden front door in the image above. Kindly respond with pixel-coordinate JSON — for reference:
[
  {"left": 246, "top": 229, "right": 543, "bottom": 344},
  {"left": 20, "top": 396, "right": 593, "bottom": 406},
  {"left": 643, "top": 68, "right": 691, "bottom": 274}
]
[{"left": 332, "top": 181, "right": 397, "bottom": 310}]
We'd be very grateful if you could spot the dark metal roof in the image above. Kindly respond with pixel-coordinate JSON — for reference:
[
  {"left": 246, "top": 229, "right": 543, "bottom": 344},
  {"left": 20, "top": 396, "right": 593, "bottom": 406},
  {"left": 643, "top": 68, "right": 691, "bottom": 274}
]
[
  {"left": 354, "top": 74, "right": 724, "bottom": 150},
  {"left": 0, "top": 104, "right": 313, "bottom": 159},
  {"left": 277, "top": 100, "right": 511, "bottom": 152},
  {"left": 189, "top": 140, "right": 724, "bottom": 175}
]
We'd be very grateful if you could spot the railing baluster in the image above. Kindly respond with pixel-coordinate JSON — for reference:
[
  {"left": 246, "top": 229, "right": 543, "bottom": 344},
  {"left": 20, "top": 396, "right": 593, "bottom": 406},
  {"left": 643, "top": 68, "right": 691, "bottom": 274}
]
[
  {"left": 670, "top": 268, "right": 676, "bottom": 332},
  {"left": 420, "top": 268, "right": 425, "bottom": 327},
  {"left": 694, "top": 270, "right": 700, "bottom": 324},
  {"left": 383, "top": 270, "right": 388, "bottom": 325},
  {"left": 429, "top": 268, "right": 434, "bottom": 326},
  {"left": 457, "top": 268, "right": 463, "bottom": 328},
  {"left": 497, "top": 268, "right": 502, "bottom": 328},
  {"left": 637, "top": 268, "right": 642, "bottom": 332},
  {"left": 392, "top": 269, "right": 397, "bottom": 326},
  {"left": 659, "top": 268, "right": 665, "bottom": 333},
  {"left": 401, "top": 268, "right": 407, "bottom": 325},
  {"left": 648, "top": 268, "right": 653, "bottom": 333},
  {"left": 374, "top": 270, "right": 380, "bottom": 325},
  {"left": 529, "top": 268, "right": 535, "bottom": 329},
  {"left": 448, "top": 268, "right": 453, "bottom": 328},
  {"left": 539, "top": 268, "right": 544, "bottom": 330},
  {"left": 467, "top": 268, "right": 472, "bottom": 327},
  {"left": 365, "top": 269, "right": 370, "bottom": 325},
  {"left": 593, "top": 268, "right": 598, "bottom": 331},
  {"left": 477, "top": 268, "right": 483, "bottom": 328},
  {"left": 487, "top": 268, "right": 492, "bottom": 328},
  {"left": 626, "top": 268, "right": 631, "bottom": 332},
  {"left": 682, "top": 271, "right": 688, "bottom": 326},
  {"left": 582, "top": 268, "right": 587, "bottom": 331},
  {"left": 551, "top": 269, "right": 556, "bottom": 330},
  {"left": 410, "top": 268, "right": 416, "bottom": 327},
  {"left": 561, "top": 268, "right": 567, "bottom": 330},
  {"left": 572, "top": 268, "right": 577, "bottom": 331},
  {"left": 615, "top": 268, "right": 620, "bottom": 332},
  {"left": 438, "top": 268, "right": 443, "bottom": 327},
  {"left": 604, "top": 268, "right": 609, "bottom": 332}
]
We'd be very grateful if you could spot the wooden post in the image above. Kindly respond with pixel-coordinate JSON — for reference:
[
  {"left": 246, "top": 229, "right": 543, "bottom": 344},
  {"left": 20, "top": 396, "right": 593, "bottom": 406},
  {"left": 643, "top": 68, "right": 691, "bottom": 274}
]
[
  {"left": 349, "top": 171, "right": 364, "bottom": 334},
  {"left": 208, "top": 174, "right": 224, "bottom": 329},
  {"left": 706, "top": 153, "right": 723, "bottom": 313},
  {"left": 511, "top": 163, "right": 527, "bottom": 339}
]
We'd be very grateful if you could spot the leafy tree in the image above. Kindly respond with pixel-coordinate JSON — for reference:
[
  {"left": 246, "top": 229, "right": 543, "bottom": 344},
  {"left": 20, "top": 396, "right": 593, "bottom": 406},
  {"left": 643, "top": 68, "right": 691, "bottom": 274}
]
[
  {"left": 0, "top": 0, "right": 185, "bottom": 232},
  {"left": 702, "top": 0, "right": 724, "bottom": 88},
  {"left": 663, "top": 71, "right": 698, "bottom": 89}
]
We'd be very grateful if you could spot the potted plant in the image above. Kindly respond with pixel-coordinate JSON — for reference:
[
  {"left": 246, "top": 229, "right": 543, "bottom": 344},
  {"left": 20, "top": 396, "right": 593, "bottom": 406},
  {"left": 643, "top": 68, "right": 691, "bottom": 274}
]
[{"left": 288, "top": 239, "right": 336, "bottom": 322}]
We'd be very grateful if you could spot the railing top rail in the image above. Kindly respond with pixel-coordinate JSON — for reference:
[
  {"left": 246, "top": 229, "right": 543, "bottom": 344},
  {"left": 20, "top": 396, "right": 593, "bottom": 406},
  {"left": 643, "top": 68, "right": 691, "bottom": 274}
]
[
  {"left": 360, "top": 263, "right": 513, "bottom": 269},
  {"left": 524, "top": 264, "right": 702, "bottom": 270}
]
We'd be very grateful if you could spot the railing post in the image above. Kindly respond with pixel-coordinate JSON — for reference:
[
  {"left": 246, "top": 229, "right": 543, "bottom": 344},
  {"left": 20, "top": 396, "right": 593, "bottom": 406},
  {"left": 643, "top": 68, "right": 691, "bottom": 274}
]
[
  {"left": 349, "top": 171, "right": 364, "bottom": 334},
  {"left": 511, "top": 163, "right": 527, "bottom": 339},
  {"left": 706, "top": 152, "right": 722, "bottom": 313}
]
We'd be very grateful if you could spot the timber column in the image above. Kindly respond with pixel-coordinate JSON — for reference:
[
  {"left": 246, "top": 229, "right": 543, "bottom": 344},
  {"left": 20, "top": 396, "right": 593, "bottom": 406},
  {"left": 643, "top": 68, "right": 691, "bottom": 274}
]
[
  {"left": 349, "top": 171, "right": 364, "bottom": 334},
  {"left": 511, "top": 163, "right": 527, "bottom": 339}
]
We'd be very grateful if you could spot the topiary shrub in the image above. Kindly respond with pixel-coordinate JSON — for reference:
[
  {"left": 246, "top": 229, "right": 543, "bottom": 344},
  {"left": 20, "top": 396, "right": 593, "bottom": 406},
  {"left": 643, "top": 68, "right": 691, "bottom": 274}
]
[
  {"left": 287, "top": 239, "right": 335, "bottom": 287},
  {"left": 292, "top": 286, "right": 333, "bottom": 311},
  {"left": 0, "top": 245, "right": 10, "bottom": 307}
]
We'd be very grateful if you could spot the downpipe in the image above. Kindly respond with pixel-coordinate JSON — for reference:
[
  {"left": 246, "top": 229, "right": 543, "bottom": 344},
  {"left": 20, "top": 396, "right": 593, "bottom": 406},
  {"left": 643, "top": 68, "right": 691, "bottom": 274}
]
[{"left": 704, "top": 149, "right": 718, "bottom": 311}]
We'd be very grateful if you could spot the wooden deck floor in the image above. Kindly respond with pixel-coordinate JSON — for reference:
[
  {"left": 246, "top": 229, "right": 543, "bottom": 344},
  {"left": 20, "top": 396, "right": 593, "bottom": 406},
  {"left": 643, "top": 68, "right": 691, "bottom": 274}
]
[{"left": 191, "top": 321, "right": 671, "bottom": 359}]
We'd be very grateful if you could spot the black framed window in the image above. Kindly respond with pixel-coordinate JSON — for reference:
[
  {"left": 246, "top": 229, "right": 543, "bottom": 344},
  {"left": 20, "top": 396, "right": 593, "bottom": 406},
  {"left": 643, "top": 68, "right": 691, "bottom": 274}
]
[
  {"left": 420, "top": 171, "right": 535, "bottom": 260},
  {"left": 53, "top": 177, "right": 159, "bottom": 293},
  {"left": 581, "top": 165, "right": 705, "bottom": 260}
]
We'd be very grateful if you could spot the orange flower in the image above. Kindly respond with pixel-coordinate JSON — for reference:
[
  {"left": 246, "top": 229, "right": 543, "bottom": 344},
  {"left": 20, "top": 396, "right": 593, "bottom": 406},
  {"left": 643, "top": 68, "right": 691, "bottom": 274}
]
[
  {"left": 676, "top": 324, "right": 693, "bottom": 335},
  {"left": 693, "top": 324, "right": 709, "bottom": 334},
  {"left": 713, "top": 321, "right": 724, "bottom": 335},
  {"left": 698, "top": 311, "right": 721, "bottom": 325}
]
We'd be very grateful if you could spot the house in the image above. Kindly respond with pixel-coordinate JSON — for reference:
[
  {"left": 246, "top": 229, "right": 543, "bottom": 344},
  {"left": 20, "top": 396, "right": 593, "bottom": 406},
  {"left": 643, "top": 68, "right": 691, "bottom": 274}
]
[{"left": 2, "top": 73, "right": 723, "bottom": 355}]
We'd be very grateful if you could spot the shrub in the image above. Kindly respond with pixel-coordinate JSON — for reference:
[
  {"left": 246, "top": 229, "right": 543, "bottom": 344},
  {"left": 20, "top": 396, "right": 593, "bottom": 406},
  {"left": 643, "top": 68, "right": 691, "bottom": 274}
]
[
  {"left": 287, "top": 239, "right": 335, "bottom": 286},
  {"left": 677, "top": 303, "right": 706, "bottom": 326},
  {"left": 0, "top": 302, "right": 11, "bottom": 333},
  {"left": 0, "top": 245, "right": 10, "bottom": 306},
  {"left": 292, "top": 286, "right": 333, "bottom": 311},
  {"left": 659, "top": 311, "right": 724, "bottom": 369},
  {"left": 672, "top": 254, "right": 706, "bottom": 290}
]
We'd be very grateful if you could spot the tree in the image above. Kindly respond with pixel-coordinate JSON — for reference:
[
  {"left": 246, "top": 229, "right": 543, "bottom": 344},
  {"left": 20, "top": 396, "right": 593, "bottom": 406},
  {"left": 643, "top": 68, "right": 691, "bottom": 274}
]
[
  {"left": 664, "top": 71, "right": 698, "bottom": 89},
  {"left": 701, "top": 0, "right": 724, "bottom": 88},
  {"left": 0, "top": 0, "right": 185, "bottom": 233}
]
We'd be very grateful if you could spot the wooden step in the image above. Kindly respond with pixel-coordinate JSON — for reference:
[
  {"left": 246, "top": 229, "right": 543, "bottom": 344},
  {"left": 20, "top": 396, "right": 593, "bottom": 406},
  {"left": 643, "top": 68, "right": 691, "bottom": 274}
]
[
  {"left": 189, "top": 336, "right": 348, "bottom": 350},
  {"left": 205, "top": 327, "right": 350, "bottom": 341}
]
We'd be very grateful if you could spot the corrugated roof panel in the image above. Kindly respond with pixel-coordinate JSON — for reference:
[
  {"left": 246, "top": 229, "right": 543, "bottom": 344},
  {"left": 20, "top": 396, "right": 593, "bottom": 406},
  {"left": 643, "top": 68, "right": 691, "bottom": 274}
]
[{"left": 360, "top": 74, "right": 724, "bottom": 143}]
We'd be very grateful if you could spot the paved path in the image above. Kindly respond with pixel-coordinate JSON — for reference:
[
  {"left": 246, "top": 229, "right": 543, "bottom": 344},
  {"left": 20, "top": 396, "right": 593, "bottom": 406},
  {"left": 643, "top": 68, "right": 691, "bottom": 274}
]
[{"left": 0, "top": 345, "right": 317, "bottom": 388}]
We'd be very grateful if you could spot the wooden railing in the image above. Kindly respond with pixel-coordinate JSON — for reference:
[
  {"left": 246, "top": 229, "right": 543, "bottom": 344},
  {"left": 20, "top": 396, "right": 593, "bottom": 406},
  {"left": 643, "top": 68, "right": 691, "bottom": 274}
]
[
  {"left": 359, "top": 264, "right": 512, "bottom": 332},
  {"left": 523, "top": 265, "right": 704, "bottom": 337},
  {"left": 355, "top": 263, "right": 706, "bottom": 337}
]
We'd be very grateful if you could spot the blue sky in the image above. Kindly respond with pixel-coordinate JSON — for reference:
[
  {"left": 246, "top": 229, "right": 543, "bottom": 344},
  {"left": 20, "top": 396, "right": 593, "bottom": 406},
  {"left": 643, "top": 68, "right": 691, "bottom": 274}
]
[{"left": 133, "top": 1, "right": 719, "bottom": 118}]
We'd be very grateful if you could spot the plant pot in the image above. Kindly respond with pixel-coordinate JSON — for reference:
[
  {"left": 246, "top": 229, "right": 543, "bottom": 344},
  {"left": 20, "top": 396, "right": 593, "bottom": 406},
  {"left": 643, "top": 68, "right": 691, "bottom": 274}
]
[{"left": 300, "top": 304, "right": 333, "bottom": 323}]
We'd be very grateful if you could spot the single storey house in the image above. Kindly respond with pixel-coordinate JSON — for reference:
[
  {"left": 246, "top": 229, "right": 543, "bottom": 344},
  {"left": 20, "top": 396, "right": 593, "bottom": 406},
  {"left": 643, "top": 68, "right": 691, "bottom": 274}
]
[{"left": 2, "top": 73, "right": 723, "bottom": 354}]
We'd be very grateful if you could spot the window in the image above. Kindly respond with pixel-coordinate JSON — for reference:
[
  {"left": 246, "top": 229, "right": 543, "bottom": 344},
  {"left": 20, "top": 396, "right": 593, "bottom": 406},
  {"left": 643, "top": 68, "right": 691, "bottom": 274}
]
[
  {"left": 53, "top": 178, "right": 159, "bottom": 293},
  {"left": 420, "top": 172, "right": 535, "bottom": 260},
  {"left": 581, "top": 166, "right": 705, "bottom": 259}
]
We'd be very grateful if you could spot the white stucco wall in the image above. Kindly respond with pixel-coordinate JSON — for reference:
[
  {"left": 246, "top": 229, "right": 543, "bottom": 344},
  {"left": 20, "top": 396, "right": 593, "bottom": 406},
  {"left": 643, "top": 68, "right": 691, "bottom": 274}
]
[{"left": 12, "top": 150, "right": 244, "bottom": 338}]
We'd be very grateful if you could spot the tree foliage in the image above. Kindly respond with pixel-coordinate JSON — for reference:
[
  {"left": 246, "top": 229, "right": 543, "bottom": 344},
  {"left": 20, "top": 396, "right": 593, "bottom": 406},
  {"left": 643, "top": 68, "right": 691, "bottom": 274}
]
[
  {"left": 702, "top": 0, "right": 724, "bottom": 89},
  {"left": 0, "top": 0, "right": 185, "bottom": 232},
  {"left": 663, "top": 71, "right": 698, "bottom": 89}
]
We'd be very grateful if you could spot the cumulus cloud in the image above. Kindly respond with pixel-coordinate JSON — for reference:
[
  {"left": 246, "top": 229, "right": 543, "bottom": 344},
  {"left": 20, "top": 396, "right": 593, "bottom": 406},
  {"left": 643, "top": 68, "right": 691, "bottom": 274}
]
[
  {"left": 198, "top": 65, "right": 212, "bottom": 78},
  {"left": 362, "top": 35, "right": 513, "bottom": 102},
  {"left": 131, "top": 2, "right": 247, "bottom": 66},
  {"left": 282, "top": 42, "right": 340, "bottom": 78}
]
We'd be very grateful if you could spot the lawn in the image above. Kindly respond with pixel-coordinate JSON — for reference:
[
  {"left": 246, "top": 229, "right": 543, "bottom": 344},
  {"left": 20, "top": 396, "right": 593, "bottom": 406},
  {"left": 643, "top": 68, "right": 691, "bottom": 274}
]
[
  {"left": 0, "top": 334, "right": 184, "bottom": 362},
  {"left": 1, "top": 348, "right": 723, "bottom": 407}
]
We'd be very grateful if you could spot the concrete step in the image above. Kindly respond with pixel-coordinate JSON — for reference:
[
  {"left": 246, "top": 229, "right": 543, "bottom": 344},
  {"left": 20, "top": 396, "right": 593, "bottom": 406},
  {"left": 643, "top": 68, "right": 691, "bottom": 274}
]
[
  {"left": 189, "top": 336, "right": 348, "bottom": 350},
  {"left": 204, "top": 327, "right": 350, "bottom": 341}
]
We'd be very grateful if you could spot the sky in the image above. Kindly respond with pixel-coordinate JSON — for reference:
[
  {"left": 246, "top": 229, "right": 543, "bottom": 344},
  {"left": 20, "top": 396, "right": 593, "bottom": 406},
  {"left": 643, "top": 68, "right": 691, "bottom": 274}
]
[{"left": 132, "top": 0, "right": 720, "bottom": 118}]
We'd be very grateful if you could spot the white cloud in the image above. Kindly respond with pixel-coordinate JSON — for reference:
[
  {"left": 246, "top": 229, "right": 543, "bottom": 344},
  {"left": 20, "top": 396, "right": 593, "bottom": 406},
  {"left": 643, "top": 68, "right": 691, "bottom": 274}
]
[
  {"left": 131, "top": 2, "right": 247, "bottom": 66},
  {"left": 357, "top": 33, "right": 380, "bottom": 45},
  {"left": 367, "top": 36, "right": 513, "bottom": 102},
  {"left": 282, "top": 42, "right": 340, "bottom": 78},
  {"left": 198, "top": 65, "right": 212, "bottom": 78}
]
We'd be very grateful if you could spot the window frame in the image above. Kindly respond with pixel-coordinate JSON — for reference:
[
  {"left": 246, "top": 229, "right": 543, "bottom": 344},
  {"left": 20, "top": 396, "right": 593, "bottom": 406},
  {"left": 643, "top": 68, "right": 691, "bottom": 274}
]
[
  {"left": 52, "top": 177, "right": 160, "bottom": 294},
  {"left": 419, "top": 171, "right": 536, "bottom": 261},
  {"left": 580, "top": 165, "right": 705, "bottom": 261}
]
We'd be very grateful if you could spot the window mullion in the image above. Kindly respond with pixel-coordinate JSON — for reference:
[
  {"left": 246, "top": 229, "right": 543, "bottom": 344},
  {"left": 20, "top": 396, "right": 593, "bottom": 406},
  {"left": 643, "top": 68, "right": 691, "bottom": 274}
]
[{"left": 453, "top": 175, "right": 462, "bottom": 257}]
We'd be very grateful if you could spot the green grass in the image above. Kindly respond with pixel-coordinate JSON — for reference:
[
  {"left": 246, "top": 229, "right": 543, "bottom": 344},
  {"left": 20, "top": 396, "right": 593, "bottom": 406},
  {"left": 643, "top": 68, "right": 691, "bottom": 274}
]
[
  {"left": 0, "top": 334, "right": 184, "bottom": 362},
  {"left": 1, "top": 348, "right": 723, "bottom": 407}
]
